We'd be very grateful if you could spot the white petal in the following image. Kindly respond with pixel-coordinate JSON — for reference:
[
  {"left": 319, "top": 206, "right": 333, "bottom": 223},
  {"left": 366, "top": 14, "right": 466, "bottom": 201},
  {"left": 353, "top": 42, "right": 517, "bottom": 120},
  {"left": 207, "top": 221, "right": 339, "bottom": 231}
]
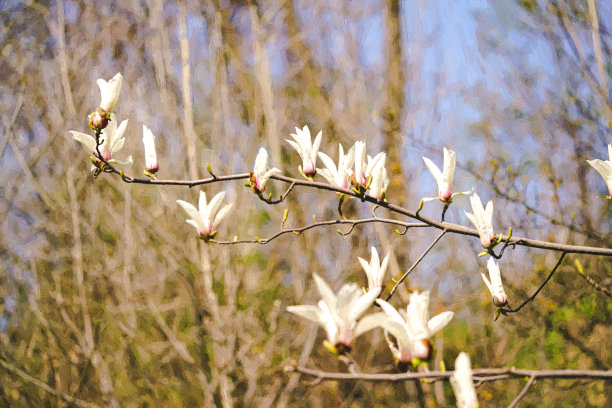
[
  {"left": 213, "top": 203, "right": 233, "bottom": 227},
  {"left": 587, "top": 159, "right": 612, "bottom": 180},
  {"left": 442, "top": 148, "right": 456, "bottom": 185},
  {"left": 465, "top": 211, "right": 479, "bottom": 229},
  {"left": 422, "top": 156, "right": 443, "bottom": 185},
  {"left": 480, "top": 272, "right": 493, "bottom": 295},
  {"left": 177, "top": 199, "right": 205, "bottom": 231},
  {"left": 70, "top": 131, "right": 97, "bottom": 151},
  {"left": 254, "top": 148, "right": 269, "bottom": 177},
  {"left": 354, "top": 312, "right": 387, "bottom": 337},
  {"left": 450, "top": 352, "right": 478, "bottom": 408},
  {"left": 348, "top": 289, "right": 379, "bottom": 322},
  {"left": 317, "top": 152, "right": 338, "bottom": 174},
  {"left": 285, "top": 139, "right": 301, "bottom": 155},
  {"left": 312, "top": 273, "right": 336, "bottom": 309},
  {"left": 312, "top": 131, "right": 322, "bottom": 155},
  {"left": 286, "top": 305, "right": 323, "bottom": 325},
  {"left": 428, "top": 311, "right": 454, "bottom": 335},
  {"left": 198, "top": 191, "right": 208, "bottom": 214},
  {"left": 206, "top": 191, "right": 227, "bottom": 221},
  {"left": 375, "top": 299, "right": 406, "bottom": 327}
]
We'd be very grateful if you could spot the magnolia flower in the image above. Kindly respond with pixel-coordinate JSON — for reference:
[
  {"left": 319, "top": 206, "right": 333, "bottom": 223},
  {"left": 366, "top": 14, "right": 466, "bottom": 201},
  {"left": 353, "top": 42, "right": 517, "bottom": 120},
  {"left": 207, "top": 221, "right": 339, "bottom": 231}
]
[
  {"left": 367, "top": 152, "right": 389, "bottom": 200},
  {"left": 358, "top": 246, "right": 390, "bottom": 294},
  {"left": 89, "top": 73, "right": 123, "bottom": 130},
  {"left": 465, "top": 194, "right": 496, "bottom": 249},
  {"left": 176, "top": 191, "right": 233, "bottom": 240},
  {"left": 317, "top": 143, "right": 355, "bottom": 189},
  {"left": 287, "top": 273, "right": 381, "bottom": 354},
  {"left": 422, "top": 147, "right": 471, "bottom": 202},
  {"left": 142, "top": 125, "right": 159, "bottom": 175},
  {"left": 250, "top": 148, "right": 281, "bottom": 193},
  {"left": 352, "top": 141, "right": 368, "bottom": 188},
  {"left": 97, "top": 72, "right": 123, "bottom": 113},
  {"left": 586, "top": 144, "right": 612, "bottom": 198},
  {"left": 286, "top": 125, "right": 322, "bottom": 177},
  {"left": 450, "top": 352, "right": 479, "bottom": 408},
  {"left": 70, "top": 114, "right": 133, "bottom": 167},
  {"left": 376, "top": 291, "right": 454, "bottom": 367},
  {"left": 482, "top": 257, "right": 507, "bottom": 307}
]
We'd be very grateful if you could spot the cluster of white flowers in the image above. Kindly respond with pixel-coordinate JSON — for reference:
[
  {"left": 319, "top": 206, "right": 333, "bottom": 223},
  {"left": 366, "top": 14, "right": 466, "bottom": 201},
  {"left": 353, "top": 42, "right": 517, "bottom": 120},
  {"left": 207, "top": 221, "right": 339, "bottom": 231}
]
[
  {"left": 69, "top": 74, "right": 610, "bottom": 405},
  {"left": 70, "top": 73, "right": 158, "bottom": 177},
  {"left": 288, "top": 247, "right": 454, "bottom": 365}
]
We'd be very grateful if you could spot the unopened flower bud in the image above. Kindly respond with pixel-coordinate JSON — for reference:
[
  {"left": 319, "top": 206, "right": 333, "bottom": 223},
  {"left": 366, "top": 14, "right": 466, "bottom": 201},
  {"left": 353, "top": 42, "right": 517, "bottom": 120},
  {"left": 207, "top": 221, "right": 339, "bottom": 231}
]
[
  {"left": 142, "top": 125, "right": 159, "bottom": 174},
  {"left": 89, "top": 107, "right": 110, "bottom": 131}
]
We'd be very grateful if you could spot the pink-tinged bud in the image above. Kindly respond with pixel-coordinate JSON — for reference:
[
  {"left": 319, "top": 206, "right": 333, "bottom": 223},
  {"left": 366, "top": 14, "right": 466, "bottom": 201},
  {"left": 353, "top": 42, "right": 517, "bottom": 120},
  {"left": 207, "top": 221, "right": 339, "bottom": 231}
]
[
  {"left": 480, "top": 232, "right": 496, "bottom": 249},
  {"left": 492, "top": 292, "right": 507, "bottom": 307},
  {"left": 89, "top": 107, "right": 110, "bottom": 130},
  {"left": 302, "top": 159, "right": 316, "bottom": 176},
  {"left": 440, "top": 183, "right": 452, "bottom": 201},
  {"left": 142, "top": 125, "right": 159, "bottom": 174}
]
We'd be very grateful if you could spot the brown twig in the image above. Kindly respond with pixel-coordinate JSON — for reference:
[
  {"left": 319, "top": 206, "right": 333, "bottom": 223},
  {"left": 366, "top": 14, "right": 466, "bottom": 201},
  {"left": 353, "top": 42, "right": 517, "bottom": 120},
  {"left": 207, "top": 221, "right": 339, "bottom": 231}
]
[
  {"left": 507, "top": 375, "right": 536, "bottom": 408},
  {"left": 287, "top": 364, "right": 612, "bottom": 382},
  {"left": 502, "top": 252, "right": 567, "bottom": 314},
  {"left": 107, "top": 172, "right": 612, "bottom": 257},
  {"left": 210, "top": 218, "right": 428, "bottom": 245},
  {"left": 385, "top": 229, "right": 447, "bottom": 301}
]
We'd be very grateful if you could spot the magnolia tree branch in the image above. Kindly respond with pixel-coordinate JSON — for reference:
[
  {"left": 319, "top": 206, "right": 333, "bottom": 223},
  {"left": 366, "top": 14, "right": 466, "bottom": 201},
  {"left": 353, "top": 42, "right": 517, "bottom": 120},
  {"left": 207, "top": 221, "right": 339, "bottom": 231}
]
[
  {"left": 285, "top": 364, "right": 612, "bottom": 383},
  {"left": 385, "top": 229, "right": 447, "bottom": 301},
  {"left": 210, "top": 217, "right": 428, "bottom": 245},
  {"left": 108, "top": 172, "right": 612, "bottom": 257},
  {"left": 507, "top": 375, "right": 536, "bottom": 408},
  {"left": 502, "top": 252, "right": 567, "bottom": 314}
]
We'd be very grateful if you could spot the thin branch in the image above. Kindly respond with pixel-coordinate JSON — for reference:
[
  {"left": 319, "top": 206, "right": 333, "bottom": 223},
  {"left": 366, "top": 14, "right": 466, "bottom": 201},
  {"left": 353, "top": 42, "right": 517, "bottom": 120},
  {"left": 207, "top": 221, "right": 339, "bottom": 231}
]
[
  {"left": 503, "top": 252, "right": 567, "bottom": 314},
  {"left": 211, "top": 218, "right": 429, "bottom": 245},
  {"left": 286, "top": 364, "right": 612, "bottom": 383},
  {"left": 385, "top": 229, "right": 447, "bottom": 301},
  {"left": 99, "top": 171, "right": 612, "bottom": 256},
  {"left": 256, "top": 182, "right": 296, "bottom": 204},
  {"left": 507, "top": 375, "right": 536, "bottom": 408},
  {"left": 575, "top": 260, "right": 612, "bottom": 298},
  {"left": 0, "top": 357, "right": 100, "bottom": 408}
]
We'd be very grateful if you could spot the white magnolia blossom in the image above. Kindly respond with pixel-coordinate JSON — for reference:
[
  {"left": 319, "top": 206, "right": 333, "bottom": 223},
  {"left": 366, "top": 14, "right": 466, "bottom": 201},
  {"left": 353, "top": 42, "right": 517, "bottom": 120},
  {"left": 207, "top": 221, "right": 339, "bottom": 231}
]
[
  {"left": 142, "top": 125, "right": 159, "bottom": 174},
  {"left": 317, "top": 143, "right": 355, "bottom": 189},
  {"left": 358, "top": 246, "right": 390, "bottom": 294},
  {"left": 176, "top": 191, "right": 233, "bottom": 239},
  {"left": 287, "top": 273, "right": 381, "bottom": 352},
  {"left": 450, "top": 352, "right": 479, "bottom": 408},
  {"left": 251, "top": 148, "right": 282, "bottom": 193},
  {"left": 97, "top": 72, "right": 123, "bottom": 113},
  {"left": 70, "top": 114, "right": 132, "bottom": 166},
  {"left": 465, "top": 193, "right": 496, "bottom": 249},
  {"left": 376, "top": 291, "right": 454, "bottom": 364},
  {"left": 422, "top": 147, "right": 471, "bottom": 202},
  {"left": 286, "top": 125, "right": 322, "bottom": 176},
  {"left": 482, "top": 257, "right": 508, "bottom": 307},
  {"left": 586, "top": 144, "right": 612, "bottom": 198},
  {"left": 352, "top": 141, "right": 368, "bottom": 187},
  {"left": 366, "top": 152, "right": 388, "bottom": 200}
]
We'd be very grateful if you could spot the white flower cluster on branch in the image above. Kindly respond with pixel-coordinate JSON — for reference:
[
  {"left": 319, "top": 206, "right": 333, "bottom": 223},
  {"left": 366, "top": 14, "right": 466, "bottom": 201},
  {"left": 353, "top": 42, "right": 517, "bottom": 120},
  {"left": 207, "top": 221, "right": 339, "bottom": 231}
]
[{"left": 67, "top": 72, "right": 612, "bottom": 406}]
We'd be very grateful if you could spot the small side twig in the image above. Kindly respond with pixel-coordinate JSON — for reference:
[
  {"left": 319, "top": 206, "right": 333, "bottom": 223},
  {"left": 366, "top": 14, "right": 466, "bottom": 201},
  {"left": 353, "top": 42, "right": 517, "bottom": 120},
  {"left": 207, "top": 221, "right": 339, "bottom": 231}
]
[
  {"left": 385, "top": 229, "right": 447, "bottom": 301},
  {"left": 507, "top": 375, "right": 536, "bottom": 408},
  {"left": 502, "top": 252, "right": 567, "bottom": 314},
  {"left": 574, "top": 259, "right": 612, "bottom": 298}
]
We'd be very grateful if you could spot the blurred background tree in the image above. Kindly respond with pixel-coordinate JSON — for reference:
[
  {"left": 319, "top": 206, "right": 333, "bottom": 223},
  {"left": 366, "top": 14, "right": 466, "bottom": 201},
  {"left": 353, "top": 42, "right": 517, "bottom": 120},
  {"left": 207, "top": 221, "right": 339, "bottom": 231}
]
[{"left": 0, "top": 0, "right": 609, "bottom": 406}]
